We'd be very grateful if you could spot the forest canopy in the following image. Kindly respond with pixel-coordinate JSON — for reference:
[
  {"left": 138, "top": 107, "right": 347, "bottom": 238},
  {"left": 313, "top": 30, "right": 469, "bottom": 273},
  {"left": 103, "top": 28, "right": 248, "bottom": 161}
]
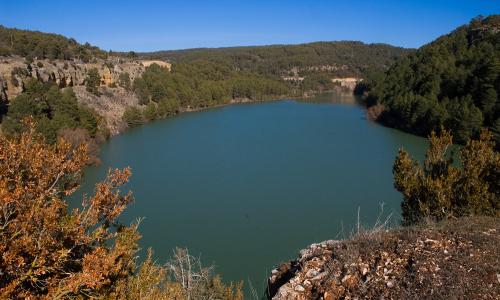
[
  {"left": 141, "top": 41, "right": 411, "bottom": 78},
  {"left": 1, "top": 79, "right": 100, "bottom": 144},
  {"left": 0, "top": 25, "right": 107, "bottom": 61},
  {"left": 357, "top": 15, "right": 500, "bottom": 144},
  {"left": 126, "top": 61, "right": 291, "bottom": 127}
]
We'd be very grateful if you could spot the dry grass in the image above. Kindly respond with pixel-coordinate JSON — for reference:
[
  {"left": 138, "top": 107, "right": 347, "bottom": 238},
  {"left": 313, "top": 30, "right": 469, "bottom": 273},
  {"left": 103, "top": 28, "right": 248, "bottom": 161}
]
[{"left": 269, "top": 216, "right": 500, "bottom": 299}]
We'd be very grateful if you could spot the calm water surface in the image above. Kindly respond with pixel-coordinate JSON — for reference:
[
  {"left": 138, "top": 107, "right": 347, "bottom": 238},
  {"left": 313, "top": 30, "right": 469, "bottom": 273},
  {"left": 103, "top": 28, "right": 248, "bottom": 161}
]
[{"left": 76, "top": 92, "right": 427, "bottom": 293}]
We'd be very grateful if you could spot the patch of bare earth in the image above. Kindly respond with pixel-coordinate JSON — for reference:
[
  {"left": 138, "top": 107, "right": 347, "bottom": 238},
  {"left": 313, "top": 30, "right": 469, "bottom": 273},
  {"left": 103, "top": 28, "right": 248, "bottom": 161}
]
[{"left": 268, "top": 216, "right": 500, "bottom": 299}]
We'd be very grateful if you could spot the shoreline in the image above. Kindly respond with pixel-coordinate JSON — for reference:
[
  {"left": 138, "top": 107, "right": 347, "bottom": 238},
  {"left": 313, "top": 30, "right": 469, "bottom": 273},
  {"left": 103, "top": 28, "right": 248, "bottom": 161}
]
[
  {"left": 113, "top": 91, "right": 338, "bottom": 137},
  {"left": 116, "top": 88, "right": 358, "bottom": 136}
]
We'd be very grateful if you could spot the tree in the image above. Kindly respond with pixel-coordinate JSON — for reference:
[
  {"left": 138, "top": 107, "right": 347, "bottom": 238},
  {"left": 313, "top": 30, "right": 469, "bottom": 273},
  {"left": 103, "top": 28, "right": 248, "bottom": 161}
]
[
  {"left": 157, "top": 98, "right": 180, "bottom": 118},
  {"left": 127, "top": 51, "right": 138, "bottom": 59},
  {"left": 447, "top": 99, "right": 484, "bottom": 143},
  {"left": 0, "top": 25, "right": 107, "bottom": 60},
  {"left": 360, "top": 15, "right": 500, "bottom": 143},
  {"left": 479, "top": 85, "right": 497, "bottom": 124},
  {"left": 85, "top": 68, "right": 101, "bottom": 95},
  {"left": 493, "top": 118, "right": 500, "bottom": 146},
  {"left": 118, "top": 72, "right": 131, "bottom": 90},
  {"left": 0, "top": 120, "right": 243, "bottom": 299},
  {"left": 144, "top": 102, "right": 158, "bottom": 121},
  {"left": 0, "top": 120, "right": 135, "bottom": 298},
  {"left": 133, "top": 77, "right": 150, "bottom": 105},
  {"left": 122, "top": 106, "right": 144, "bottom": 127},
  {"left": 1, "top": 81, "right": 100, "bottom": 144},
  {"left": 393, "top": 128, "right": 499, "bottom": 226}
]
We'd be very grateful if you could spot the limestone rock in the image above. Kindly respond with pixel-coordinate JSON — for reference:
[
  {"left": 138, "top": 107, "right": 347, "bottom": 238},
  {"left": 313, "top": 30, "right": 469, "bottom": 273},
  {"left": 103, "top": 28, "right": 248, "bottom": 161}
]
[
  {"left": 0, "top": 56, "right": 171, "bottom": 134},
  {"left": 0, "top": 56, "right": 169, "bottom": 102},
  {"left": 267, "top": 216, "right": 500, "bottom": 300}
]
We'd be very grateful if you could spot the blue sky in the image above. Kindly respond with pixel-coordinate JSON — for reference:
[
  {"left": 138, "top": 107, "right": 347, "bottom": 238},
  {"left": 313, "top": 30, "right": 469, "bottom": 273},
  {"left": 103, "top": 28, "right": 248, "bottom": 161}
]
[{"left": 1, "top": 1, "right": 498, "bottom": 51}]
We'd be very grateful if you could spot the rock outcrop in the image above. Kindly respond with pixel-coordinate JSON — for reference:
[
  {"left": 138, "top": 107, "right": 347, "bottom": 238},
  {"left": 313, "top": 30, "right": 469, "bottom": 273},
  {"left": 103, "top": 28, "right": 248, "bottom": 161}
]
[
  {"left": 73, "top": 86, "right": 140, "bottom": 135},
  {"left": 0, "top": 56, "right": 171, "bottom": 101},
  {"left": 0, "top": 56, "right": 171, "bottom": 134},
  {"left": 268, "top": 217, "right": 500, "bottom": 299},
  {"left": 331, "top": 77, "right": 361, "bottom": 91}
]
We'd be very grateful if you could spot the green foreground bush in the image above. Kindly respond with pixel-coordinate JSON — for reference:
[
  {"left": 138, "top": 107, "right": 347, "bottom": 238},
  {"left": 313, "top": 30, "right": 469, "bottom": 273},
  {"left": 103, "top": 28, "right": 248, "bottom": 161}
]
[{"left": 394, "top": 128, "right": 499, "bottom": 225}]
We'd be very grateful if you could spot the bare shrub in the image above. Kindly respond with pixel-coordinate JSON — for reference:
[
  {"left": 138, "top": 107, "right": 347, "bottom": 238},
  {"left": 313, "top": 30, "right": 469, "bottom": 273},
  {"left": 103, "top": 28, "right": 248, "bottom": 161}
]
[{"left": 58, "top": 127, "right": 101, "bottom": 165}]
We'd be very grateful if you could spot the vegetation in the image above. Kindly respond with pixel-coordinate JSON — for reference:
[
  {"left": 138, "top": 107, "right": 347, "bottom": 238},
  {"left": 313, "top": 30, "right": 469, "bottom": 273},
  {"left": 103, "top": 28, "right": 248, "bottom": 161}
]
[
  {"left": 393, "top": 128, "right": 499, "bottom": 226},
  {"left": 132, "top": 62, "right": 289, "bottom": 109},
  {"left": 142, "top": 41, "right": 411, "bottom": 78},
  {"left": 85, "top": 68, "right": 101, "bottom": 95},
  {"left": 122, "top": 106, "right": 144, "bottom": 127},
  {"left": 357, "top": 15, "right": 500, "bottom": 144},
  {"left": 0, "top": 121, "right": 243, "bottom": 299},
  {"left": 268, "top": 215, "right": 500, "bottom": 299},
  {"left": 118, "top": 72, "right": 131, "bottom": 90},
  {"left": 124, "top": 41, "right": 411, "bottom": 128},
  {"left": 0, "top": 25, "right": 107, "bottom": 61},
  {"left": 301, "top": 73, "right": 335, "bottom": 92},
  {"left": 124, "top": 61, "right": 289, "bottom": 127},
  {"left": 1, "top": 79, "right": 99, "bottom": 144}
]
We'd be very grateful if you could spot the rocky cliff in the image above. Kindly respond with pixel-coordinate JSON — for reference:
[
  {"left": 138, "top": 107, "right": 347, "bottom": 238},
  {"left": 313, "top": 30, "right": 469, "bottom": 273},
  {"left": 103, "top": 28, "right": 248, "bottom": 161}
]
[
  {"left": 0, "top": 56, "right": 171, "bottom": 134},
  {"left": 267, "top": 217, "right": 500, "bottom": 299}
]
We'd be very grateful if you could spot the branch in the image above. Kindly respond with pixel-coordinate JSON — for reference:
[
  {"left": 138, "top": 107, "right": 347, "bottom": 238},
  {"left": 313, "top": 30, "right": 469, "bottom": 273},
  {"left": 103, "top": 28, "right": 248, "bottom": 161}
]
[{"left": 48, "top": 171, "right": 64, "bottom": 192}]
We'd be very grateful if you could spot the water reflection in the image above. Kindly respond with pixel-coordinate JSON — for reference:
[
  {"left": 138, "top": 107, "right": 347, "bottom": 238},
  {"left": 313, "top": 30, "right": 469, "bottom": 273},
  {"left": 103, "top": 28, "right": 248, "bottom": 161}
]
[{"left": 298, "top": 90, "right": 363, "bottom": 106}]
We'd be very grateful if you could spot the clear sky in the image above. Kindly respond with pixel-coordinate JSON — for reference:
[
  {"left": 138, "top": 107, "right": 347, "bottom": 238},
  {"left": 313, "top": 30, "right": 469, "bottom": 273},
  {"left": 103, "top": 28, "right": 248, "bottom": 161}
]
[{"left": 1, "top": 0, "right": 498, "bottom": 51}]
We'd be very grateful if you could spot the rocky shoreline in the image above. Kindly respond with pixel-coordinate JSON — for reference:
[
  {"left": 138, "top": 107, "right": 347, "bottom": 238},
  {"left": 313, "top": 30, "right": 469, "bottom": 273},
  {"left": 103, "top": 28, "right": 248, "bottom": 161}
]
[{"left": 267, "top": 216, "right": 500, "bottom": 299}]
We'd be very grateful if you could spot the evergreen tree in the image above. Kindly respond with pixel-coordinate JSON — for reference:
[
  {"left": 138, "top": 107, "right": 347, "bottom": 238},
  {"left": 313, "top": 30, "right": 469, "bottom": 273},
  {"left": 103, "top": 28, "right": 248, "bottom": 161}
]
[
  {"left": 359, "top": 15, "right": 500, "bottom": 143},
  {"left": 118, "top": 72, "right": 131, "bottom": 90},
  {"left": 394, "top": 129, "right": 499, "bottom": 226},
  {"left": 122, "top": 107, "right": 144, "bottom": 127},
  {"left": 85, "top": 68, "right": 101, "bottom": 95}
]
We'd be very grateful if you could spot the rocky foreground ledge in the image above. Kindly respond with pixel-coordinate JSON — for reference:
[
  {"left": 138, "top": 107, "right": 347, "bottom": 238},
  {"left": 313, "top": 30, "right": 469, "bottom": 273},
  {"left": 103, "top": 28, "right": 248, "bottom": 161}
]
[{"left": 267, "top": 217, "right": 500, "bottom": 299}]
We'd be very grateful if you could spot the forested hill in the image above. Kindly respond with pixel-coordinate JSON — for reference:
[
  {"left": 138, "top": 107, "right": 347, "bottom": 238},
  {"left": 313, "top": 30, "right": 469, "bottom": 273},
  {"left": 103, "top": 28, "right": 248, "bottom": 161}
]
[
  {"left": 0, "top": 25, "right": 107, "bottom": 62},
  {"left": 0, "top": 24, "right": 411, "bottom": 78},
  {"left": 140, "top": 42, "right": 411, "bottom": 78},
  {"left": 357, "top": 15, "right": 500, "bottom": 144}
]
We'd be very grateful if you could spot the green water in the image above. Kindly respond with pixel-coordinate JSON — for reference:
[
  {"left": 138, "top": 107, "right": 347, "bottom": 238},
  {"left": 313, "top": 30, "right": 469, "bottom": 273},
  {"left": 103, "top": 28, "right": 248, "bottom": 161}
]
[{"left": 76, "top": 92, "right": 427, "bottom": 293}]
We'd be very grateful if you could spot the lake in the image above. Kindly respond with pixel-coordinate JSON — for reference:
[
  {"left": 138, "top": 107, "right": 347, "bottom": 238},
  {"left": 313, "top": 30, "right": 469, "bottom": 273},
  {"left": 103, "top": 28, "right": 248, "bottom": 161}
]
[{"left": 75, "top": 92, "right": 428, "bottom": 294}]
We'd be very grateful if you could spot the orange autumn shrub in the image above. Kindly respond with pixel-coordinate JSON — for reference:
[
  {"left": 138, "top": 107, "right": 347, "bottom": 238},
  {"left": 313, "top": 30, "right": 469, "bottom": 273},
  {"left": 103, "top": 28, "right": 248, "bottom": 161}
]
[
  {"left": 0, "top": 119, "right": 137, "bottom": 298},
  {"left": 0, "top": 119, "right": 243, "bottom": 299}
]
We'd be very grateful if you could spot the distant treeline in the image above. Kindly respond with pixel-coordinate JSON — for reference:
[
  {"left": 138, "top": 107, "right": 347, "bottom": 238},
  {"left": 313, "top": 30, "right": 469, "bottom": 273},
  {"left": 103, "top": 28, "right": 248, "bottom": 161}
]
[
  {"left": 356, "top": 15, "right": 500, "bottom": 144},
  {"left": 123, "top": 42, "right": 411, "bottom": 127},
  {"left": 140, "top": 41, "right": 411, "bottom": 78},
  {"left": 0, "top": 25, "right": 108, "bottom": 62},
  {"left": 123, "top": 61, "right": 291, "bottom": 127},
  {"left": 0, "top": 24, "right": 413, "bottom": 133}
]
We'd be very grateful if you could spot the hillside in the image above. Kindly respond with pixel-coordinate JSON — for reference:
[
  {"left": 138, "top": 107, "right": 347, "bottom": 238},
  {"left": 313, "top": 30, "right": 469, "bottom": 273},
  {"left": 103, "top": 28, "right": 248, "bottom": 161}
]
[
  {"left": 0, "top": 56, "right": 171, "bottom": 135},
  {"left": 357, "top": 15, "right": 500, "bottom": 144},
  {"left": 0, "top": 25, "right": 412, "bottom": 139},
  {"left": 268, "top": 216, "right": 500, "bottom": 299},
  {"left": 141, "top": 41, "right": 412, "bottom": 78},
  {"left": 0, "top": 25, "right": 107, "bottom": 61}
]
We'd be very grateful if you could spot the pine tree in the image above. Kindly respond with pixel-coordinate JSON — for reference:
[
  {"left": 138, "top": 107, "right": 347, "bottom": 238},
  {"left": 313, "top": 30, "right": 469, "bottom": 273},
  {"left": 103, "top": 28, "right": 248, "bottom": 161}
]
[{"left": 85, "top": 68, "right": 101, "bottom": 95}]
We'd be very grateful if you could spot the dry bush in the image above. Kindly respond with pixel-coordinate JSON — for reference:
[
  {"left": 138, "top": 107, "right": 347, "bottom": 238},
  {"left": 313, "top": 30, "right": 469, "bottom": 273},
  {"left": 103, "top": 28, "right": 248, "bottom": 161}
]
[
  {"left": 124, "top": 248, "right": 243, "bottom": 300},
  {"left": 0, "top": 119, "right": 135, "bottom": 298},
  {"left": 0, "top": 119, "right": 243, "bottom": 299},
  {"left": 58, "top": 127, "right": 101, "bottom": 165}
]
